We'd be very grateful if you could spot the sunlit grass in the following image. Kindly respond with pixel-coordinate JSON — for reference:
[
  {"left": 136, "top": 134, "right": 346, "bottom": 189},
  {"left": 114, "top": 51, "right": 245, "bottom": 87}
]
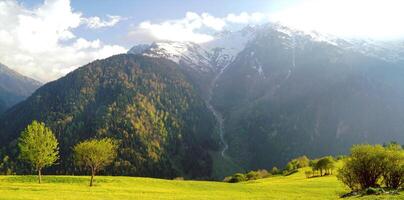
[{"left": 0, "top": 168, "right": 402, "bottom": 200}]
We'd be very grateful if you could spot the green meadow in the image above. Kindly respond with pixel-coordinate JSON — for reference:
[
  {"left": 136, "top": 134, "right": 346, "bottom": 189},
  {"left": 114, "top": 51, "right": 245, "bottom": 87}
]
[{"left": 0, "top": 168, "right": 402, "bottom": 200}]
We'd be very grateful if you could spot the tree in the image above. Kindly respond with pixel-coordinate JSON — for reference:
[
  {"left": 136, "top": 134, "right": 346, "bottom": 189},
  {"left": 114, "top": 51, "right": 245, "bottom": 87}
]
[
  {"left": 316, "top": 156, "right": 335, "bottom": 175},
  {"left": 337, "top": 165, "right": 360, "bottom": 191},
  {"left": 309, "top": 159, "right": 319, "bottom": 176},
  {"left": 295, "top": 156, "right": 310, "bottom": 168},
  {"left": 383, "top": 147, "right": 404, "bottom": 189},
  {"left": 337, "top": 144, "right": 387, "bottom": 190},
  {"left": 18, "top": 121, "right": 59, "bottom": 183},
  {"left": 384, "top": 141, "right": 402, "bottom": 151},
  {"left": 271, "top": 167, "right": 280, "bottom": 175},
  {"left": 285, "top": 162, "right": 295, "bottom": 171},
  {"left": 246, "top": 171, "right": 260, "bottom": 180},
  {"left": 73, "top": 138, "right": 118, "bottom": 186}
]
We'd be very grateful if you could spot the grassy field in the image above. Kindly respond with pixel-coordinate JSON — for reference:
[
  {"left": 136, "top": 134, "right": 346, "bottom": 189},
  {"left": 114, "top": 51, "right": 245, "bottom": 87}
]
[{"left": 0, "top": 169, "right": 402, "bottom": 200}]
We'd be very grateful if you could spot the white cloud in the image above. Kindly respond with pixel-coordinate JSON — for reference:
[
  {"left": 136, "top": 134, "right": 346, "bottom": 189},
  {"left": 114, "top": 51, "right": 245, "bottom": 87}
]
[
  {"left": 270, "top": 0, "right": 404, "bottom": 40},
  {"left": 226, "top": 12, "right": 266, "bottom": 24},
  {"left": 83, "top": 15, "right": 123, "bottom": 29},
  {"left": 200, "top": 13, "right": 226, "bottom": 31},
  {"left": 128, "top": 12, "right": 270, "bottom": 44},
  {"left": 73, "top": 38, "right": 101, "bottom": 49},
  {"left": 0, "top": 0, "right": 126, "bottom": 82},
  {"left": 129, "top": 12, "right": 218, "bottom": 44}
]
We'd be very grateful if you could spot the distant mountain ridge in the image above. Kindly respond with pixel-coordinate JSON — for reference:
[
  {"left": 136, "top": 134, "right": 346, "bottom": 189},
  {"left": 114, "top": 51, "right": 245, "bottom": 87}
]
[{"left": 0, "top": 63, "right": 41, "bottom": 113}]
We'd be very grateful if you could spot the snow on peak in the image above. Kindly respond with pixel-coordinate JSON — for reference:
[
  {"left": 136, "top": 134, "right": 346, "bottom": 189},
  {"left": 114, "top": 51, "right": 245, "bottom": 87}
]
[
  {"left": 203, "top": 26, "right": 255, "bottom": 66},
  {"left": 128, "top": 27, "right": 256, "bottom": 73},
  {"left": 268, "top": 22, "right": 404, "bottom": 63}
]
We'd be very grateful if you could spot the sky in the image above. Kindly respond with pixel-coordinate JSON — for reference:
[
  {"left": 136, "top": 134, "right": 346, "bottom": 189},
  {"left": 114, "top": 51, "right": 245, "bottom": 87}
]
[{"left": 1, "top": 0, "right": 404, "bottom": 82}]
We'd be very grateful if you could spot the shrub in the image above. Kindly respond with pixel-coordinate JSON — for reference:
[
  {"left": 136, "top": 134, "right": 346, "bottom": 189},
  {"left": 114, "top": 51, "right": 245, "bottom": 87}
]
[
  {"left": 256, "top": 169, "right": 271, "bottom": 178},
  {"left": 365, "top": 187, "right": 383, "bottom": 195},
  {"left": 0, "top": 155, "right": 16, "bottom": 175},
  {"left": 228, "top": 173, "right": 247, "bottom": 183},
  {"left": 295, "top": 156, "right": 310, "bottom": 168},
  {"left": 226, "top": 169, "right": 271, "bottom": 183},
  {"left": 337, "top": 144, "right": 390, "bottom": 190},
  {"left": 337, "top": 165, "right": 360, "bottom": 191},
  {"left": 223, "top": 176, "right": 232, "bottom": 182},
  {"left": 382, "top": 147, "right": 404, "bottom": 189},
  {"left": 271, "top": 167, "right": 280, "bottom": 175},
  {"left": 246, "top": 171, "right": 260, "bottom": 180},
  {"left": 285, "top": 162, "right": 295, "bottom": 171}
]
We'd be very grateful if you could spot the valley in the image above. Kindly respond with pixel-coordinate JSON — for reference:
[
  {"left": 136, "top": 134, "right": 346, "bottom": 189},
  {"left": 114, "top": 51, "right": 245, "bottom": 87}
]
[
  {"left": 1, "top": 1, "right": 404, "bottom": 199},
  {"left": 2, "top": 23, "right": 404, "bottom": 180},
  {"left": 206, "top": 52, "right": 231, "bottom": 158}
]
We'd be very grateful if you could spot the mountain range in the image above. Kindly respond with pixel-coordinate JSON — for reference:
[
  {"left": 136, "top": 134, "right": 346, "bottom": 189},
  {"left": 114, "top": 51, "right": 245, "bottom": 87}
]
[
  {"left": 1, "top": 23, "right": 404, "bottom": 178},
  {"left": 130, "top": 24, "right": 404, "bottom": 171},
  {"left": 0, "top": 63, "right": 41, "bottom": 113}
]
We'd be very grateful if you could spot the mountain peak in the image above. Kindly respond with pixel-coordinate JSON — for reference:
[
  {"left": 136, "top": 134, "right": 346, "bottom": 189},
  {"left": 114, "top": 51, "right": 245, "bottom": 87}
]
[
  {"left": 0, "top": 62, "right": 42, "bottom": 112},
  {"left": 128, "top": 26, "right": 256, "bottom": 74}
]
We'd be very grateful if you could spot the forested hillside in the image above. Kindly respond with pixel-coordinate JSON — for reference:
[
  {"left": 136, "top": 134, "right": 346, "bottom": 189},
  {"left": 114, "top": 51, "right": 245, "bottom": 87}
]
[{"left": 0, "top": 54, "right": 219, "bottom": 179}]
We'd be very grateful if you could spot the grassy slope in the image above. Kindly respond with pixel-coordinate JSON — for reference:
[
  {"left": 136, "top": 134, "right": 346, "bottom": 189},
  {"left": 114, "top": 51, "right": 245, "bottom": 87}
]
[{"left": 0, "top": 169, "right": 402, "bottom": 200}]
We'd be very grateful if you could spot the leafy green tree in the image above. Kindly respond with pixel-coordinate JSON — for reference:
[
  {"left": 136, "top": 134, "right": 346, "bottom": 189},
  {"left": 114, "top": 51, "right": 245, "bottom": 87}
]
[
  {"left": 73, "top": 138, "right": 118, "bottom": 186},
  {"left": 337, "top": 144, "right": 387, "bottom": 189},
  {"left": 285, "top": 156, "right": 311, "bottom": 174},
  {"left": 316, "top": 156, "right": 335, "bottom": 175},
  {"left": 18, "top": 121, "right": 59, "bottom": 183},
  {"left": 285, "top": 162, "right": 295, "bottom": 171},
  {"left": 309, "top": 159, "right": 319, "bottom": 176},
  {"left": 384, "top": 141, "right": 402, "bottom": 150},
  {"left": 383, "top": 147, "right": 404, "bottom": 189},
  {"left": 295, "top": 156, "right": 310, "bottom": 168},
  {"left": 337, "top": 165, "right": 360, "bottom": 191}
]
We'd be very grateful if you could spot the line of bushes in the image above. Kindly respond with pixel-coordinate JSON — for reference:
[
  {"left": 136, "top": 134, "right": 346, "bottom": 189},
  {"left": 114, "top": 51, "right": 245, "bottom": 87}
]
[
  {"left": 224, "top": 155, "right": 314, "bottom": 183},
  {"left": 223, "top": 169, "right": 272, "bottom": 183}
]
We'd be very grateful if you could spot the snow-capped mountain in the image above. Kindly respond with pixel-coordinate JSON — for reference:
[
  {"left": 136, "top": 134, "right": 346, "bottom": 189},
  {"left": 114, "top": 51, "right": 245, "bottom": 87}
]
[
  {"left": 210, "top": 23, "right": 404, "bottom": 171},
  {"left": 129, "top": 42, "right": 212, "bottom": 72},
  {"left": 128, "top": 26, "right": 256, "bottom": 73},
  {"left": 344, "top": 39, "right": 404, "bottom": 63},
  {"left": 129, "top": 23, "right": 404, "bottom": 77},
  {"left": 274, "top": 25, "right": 404, "bottom": 63}
]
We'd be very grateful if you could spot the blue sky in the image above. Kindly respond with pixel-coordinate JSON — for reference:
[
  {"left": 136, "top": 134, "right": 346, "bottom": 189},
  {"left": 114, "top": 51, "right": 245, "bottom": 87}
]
[{"left": 19, "top": 0, "right": 297, "bottom": 47}]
